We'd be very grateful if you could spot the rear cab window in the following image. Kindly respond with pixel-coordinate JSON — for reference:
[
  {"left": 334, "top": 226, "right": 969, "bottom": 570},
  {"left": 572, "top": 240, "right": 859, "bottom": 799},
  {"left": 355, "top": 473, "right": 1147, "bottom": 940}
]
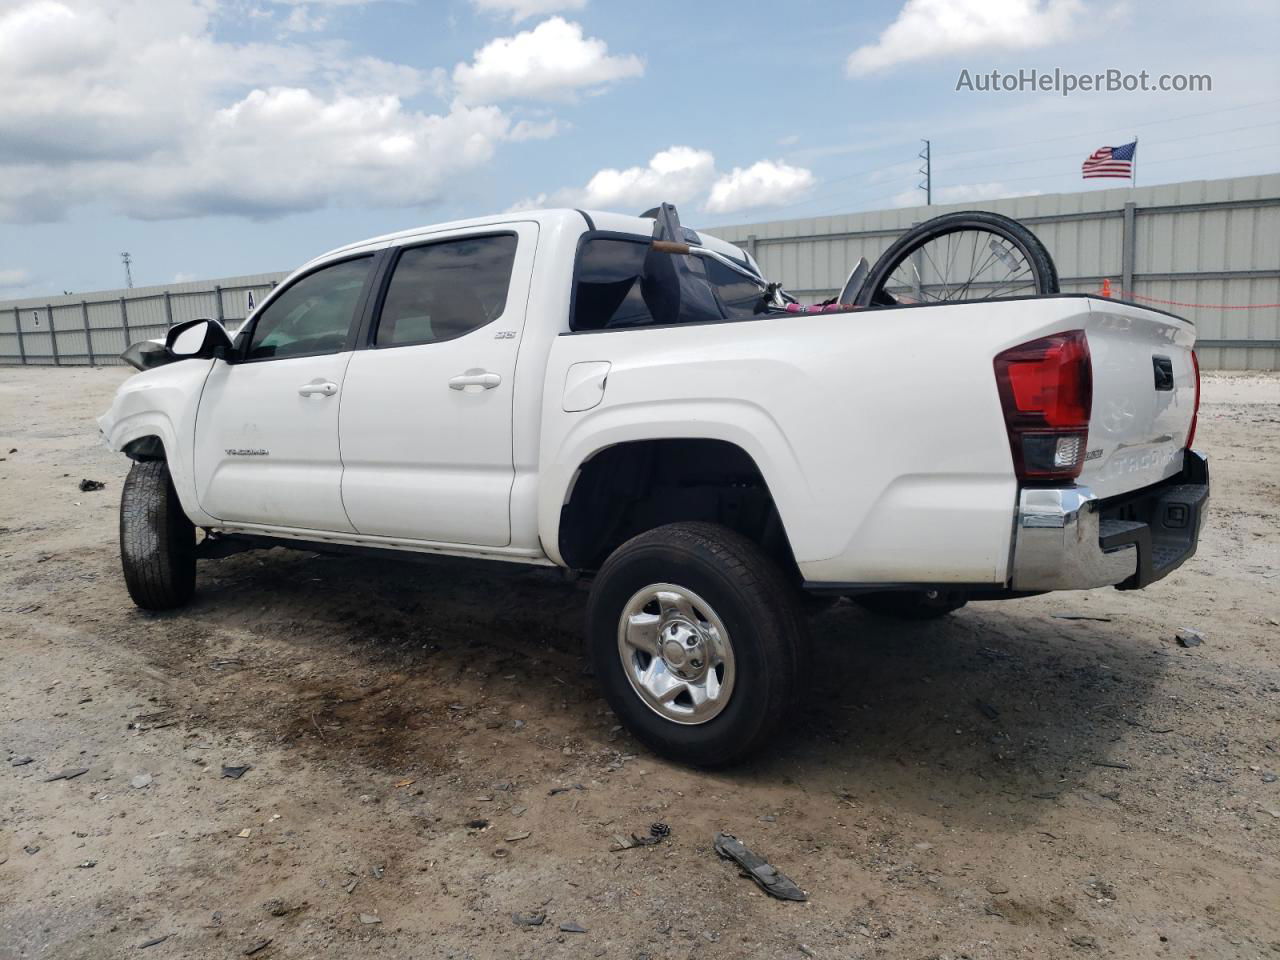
[{"left": 571, "top": 235, "right": 766, "bottom": 332}]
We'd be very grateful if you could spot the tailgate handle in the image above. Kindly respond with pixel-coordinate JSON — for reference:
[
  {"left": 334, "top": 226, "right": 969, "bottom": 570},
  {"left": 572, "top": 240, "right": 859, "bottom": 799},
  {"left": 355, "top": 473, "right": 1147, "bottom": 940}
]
[{"left": 1152, "top": 356, "right": 1174, "bottom": 391}]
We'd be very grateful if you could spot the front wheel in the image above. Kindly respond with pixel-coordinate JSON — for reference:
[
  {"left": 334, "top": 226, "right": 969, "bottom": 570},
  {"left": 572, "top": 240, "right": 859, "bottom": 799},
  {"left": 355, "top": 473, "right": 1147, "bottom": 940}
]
[
  {"left": 586, "top": 522, "right": 805, "bottom": 766},
  {"left": 120, "top": 460, "right": 196, "bottom": 611}
]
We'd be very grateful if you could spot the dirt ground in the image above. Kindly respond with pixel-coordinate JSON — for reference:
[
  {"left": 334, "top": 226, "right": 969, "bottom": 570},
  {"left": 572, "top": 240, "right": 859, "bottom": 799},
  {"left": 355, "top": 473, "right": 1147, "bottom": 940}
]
[{"left": 1, "top": 365, "right": 1277, "bottom": 960}]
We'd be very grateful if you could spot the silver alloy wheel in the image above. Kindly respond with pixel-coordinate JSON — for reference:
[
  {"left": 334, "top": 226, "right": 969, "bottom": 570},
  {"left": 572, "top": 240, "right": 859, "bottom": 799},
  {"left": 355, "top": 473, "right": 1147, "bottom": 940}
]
[{"left": 616, "top": 583, "right": 736, "bottom": 725}]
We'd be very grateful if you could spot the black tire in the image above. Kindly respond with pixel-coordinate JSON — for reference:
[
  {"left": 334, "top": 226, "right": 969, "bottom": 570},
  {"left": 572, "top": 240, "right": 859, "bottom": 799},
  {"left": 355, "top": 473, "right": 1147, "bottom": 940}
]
[
  {"left": 120, "top": 460, "right": 196, "bottom": 611},
  {"left": 855, "top": 210, "right": 1059, "bottom": 307},
  {"left": 854, "top": 589, "right": 966, "bottom": 621},
  {"left": 586, "top": 522, "right": 805, "bottom": 767}
]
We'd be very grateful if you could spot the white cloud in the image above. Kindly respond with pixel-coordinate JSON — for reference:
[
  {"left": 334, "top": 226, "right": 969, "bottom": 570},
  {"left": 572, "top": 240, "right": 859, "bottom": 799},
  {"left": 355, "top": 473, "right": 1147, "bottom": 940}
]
[
  {"left": 453, "top": 17, "right": 642, "bottom": 104},
  {"left": 471, "top": 0, "right": 587, "bottom": 21},
  {"left": 511, "top": 146, "right": 716, "bottom": 211},
  {"left": 0, "top": 267, "right": 31, "bottom": 289},
  {"left": 705, "top": 161, "right": 815, "bottom": 214},
  {"left": 124, "top": 90, "right": 514, "bottom": 220},
  {"left": 0, "top": 0, "right": 549, "bottom": 221},
  {"left": 511, "top": 147, "right": 816, "bottom": 216},
  {"left": 847, "top": 0, "right": 1085, "bottom": 75},
  {"left": 281, "top": 5, "right": 328, "bottom": 32},
  {"left": 509, "top": 115, "right": 562, "bottom": 140}
]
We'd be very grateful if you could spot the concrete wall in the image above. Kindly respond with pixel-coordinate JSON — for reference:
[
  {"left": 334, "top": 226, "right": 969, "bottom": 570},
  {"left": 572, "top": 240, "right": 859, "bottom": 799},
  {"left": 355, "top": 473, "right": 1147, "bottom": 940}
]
[
  {"left": 2, "top": 173, "right": 1277, "bottom": 368},
  {"left": 0, "top": 272, "right": 286, "bottom": 366}
]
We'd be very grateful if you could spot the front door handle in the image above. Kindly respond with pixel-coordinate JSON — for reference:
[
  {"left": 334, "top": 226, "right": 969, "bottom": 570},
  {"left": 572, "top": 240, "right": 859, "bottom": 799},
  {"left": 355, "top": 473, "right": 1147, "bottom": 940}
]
[
  {"left": 298, "top": 380, "right": 338, "bottom": 397},
  {"left": 449, "top": 370, "right": 502, "bottom": 391}
]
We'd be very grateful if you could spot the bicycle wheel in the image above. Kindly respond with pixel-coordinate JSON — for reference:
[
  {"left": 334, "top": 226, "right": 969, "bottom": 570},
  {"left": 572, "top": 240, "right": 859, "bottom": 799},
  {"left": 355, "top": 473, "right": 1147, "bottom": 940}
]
[{"left": 855, "top": 211, "right": 1059, "bottom": 308}]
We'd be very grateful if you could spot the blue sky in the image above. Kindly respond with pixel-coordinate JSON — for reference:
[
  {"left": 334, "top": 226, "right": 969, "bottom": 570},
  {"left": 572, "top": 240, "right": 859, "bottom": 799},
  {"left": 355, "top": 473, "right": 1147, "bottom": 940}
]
[{"left": 0, "top": 0, "right": 1277, "bottom": 298}]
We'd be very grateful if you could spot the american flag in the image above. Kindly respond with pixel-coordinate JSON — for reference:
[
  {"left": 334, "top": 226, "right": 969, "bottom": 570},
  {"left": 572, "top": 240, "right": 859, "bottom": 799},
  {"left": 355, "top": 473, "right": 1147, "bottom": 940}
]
[{"left": 1082, "top": 140, "right": 1137, "bottom": 179}]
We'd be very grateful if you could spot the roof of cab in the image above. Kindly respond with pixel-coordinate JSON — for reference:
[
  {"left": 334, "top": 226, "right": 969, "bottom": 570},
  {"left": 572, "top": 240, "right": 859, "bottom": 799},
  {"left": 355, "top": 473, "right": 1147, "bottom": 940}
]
[{"left": 305, "top": 208, "right": 746, "bottom": 268}]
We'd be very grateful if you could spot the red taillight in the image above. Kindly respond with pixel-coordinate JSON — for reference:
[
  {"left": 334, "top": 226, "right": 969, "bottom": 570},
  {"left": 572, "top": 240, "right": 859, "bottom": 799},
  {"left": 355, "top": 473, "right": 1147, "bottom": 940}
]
[
  {"left": 994, "top": 330, "right": 1092, "bottom": 483},
  {"left": 1186, "top": 350, "right": 1201, "bottom": 449}
]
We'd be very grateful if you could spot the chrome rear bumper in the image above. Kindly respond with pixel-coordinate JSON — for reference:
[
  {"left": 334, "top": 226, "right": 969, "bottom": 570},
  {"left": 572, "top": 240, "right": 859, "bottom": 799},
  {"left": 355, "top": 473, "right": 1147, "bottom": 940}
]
[{"left": 1011, "top": 451, "right": 1209, "bottom": 592}]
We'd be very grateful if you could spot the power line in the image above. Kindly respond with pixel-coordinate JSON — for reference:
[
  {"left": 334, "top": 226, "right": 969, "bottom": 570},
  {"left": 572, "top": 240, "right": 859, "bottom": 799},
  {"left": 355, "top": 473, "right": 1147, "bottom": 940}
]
[
  {"left": 782, "top": 100, "right": 1280, "bottom": 216},
  {"left": 919, "top": 139, "right": 931, "bottom": 205},
  {"left": 937, "top": 96, "right": 1280, "bottom": 159},
  {"left": 934, "top": 119, "right": 1280, "bottom": 178}
]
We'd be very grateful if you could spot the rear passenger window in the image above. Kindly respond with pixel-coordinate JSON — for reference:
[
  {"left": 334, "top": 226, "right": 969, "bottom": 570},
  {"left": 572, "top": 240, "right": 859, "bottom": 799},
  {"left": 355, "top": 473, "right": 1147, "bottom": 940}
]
[{"left": 375, "top": 234, "right": 517, "bottom": 348}]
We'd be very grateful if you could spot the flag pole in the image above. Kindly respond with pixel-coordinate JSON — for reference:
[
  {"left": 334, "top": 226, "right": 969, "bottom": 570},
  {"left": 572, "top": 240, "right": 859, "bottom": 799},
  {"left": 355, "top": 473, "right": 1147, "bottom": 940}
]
[{"left": 1131, "top": 136, "right": 1138, "bottom": 188}]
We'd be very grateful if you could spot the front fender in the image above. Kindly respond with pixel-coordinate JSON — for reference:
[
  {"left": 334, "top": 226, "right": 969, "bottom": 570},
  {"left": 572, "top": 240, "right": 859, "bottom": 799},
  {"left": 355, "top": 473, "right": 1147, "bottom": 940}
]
[{"left": 98, "top": 359, "right": 217, "bottom": 526}]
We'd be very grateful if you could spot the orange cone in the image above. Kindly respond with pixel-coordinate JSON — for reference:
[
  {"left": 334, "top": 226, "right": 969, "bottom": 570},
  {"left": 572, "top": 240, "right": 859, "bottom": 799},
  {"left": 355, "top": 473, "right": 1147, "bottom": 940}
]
[{"left": 1100, "top": 278, "right": 1113, "bottom": 298}]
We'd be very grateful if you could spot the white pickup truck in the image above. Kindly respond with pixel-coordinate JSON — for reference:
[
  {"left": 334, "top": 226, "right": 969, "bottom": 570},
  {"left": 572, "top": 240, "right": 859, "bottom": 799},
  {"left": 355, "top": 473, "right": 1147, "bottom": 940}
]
[{"left": 99, "top": 205, "right": 1209, "bottom": 764}]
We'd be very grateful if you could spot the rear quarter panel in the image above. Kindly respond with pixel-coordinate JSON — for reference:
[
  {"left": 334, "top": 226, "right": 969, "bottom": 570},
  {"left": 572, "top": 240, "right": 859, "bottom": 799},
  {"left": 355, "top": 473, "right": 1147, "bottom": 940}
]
[{"left": 541, "top": 296, "right": 1183, "bottom": 586}]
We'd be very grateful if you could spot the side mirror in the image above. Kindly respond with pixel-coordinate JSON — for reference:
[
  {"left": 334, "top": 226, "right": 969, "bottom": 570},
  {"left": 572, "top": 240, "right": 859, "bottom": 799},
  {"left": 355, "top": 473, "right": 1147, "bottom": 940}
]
[{"left": 166, "top": 318, "right": 233, "bottom": 359}]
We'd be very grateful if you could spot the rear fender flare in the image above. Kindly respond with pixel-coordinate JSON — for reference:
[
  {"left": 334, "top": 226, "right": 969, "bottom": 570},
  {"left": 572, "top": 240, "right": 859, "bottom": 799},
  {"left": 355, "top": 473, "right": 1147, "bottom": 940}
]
[{"left": 539, "top": 399, "right": 813, "bottom": 567}]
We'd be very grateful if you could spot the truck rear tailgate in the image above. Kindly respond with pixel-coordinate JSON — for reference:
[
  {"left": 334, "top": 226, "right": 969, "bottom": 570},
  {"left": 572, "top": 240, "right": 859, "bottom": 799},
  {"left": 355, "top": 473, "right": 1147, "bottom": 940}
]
[{"left": 1077, "top": 299, "right": 1198, "bottom": 499}]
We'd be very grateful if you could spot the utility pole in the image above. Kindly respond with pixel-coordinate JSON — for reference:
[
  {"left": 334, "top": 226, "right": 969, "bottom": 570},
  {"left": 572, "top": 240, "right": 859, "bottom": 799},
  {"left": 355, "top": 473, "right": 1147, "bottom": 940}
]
[
  {"left": 919, "top": 139, "right": 932, "bottom": 205},
  {"left": 120, "top": 252, "right": 134, "bottom": 289}
]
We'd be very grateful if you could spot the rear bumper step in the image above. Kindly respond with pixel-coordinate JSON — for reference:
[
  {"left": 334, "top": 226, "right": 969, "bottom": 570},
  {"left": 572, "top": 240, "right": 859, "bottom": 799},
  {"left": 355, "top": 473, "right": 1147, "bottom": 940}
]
[{"left": 1011, "top": 451, "right": 1209, "bottom": 592}]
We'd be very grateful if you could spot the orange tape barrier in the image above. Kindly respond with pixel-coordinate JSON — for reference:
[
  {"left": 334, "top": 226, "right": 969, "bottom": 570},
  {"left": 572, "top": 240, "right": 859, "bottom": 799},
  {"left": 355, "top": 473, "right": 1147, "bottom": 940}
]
[{"left": 1097, "top": 277, "right": 1280, "bottom": 309}]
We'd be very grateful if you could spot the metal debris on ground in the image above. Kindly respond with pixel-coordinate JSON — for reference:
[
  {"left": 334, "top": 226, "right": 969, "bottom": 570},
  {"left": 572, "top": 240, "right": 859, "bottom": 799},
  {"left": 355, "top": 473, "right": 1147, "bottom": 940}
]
[
  {"left": 512, "top": 912, "right": 546, "bottom": 927},
  {"left": 548, "top": 783, "right": 585, "bottom": 796},
  {"left": 138, "top": 935, "right": 171, "bottom": 949},
  {"left": 11, "top": 755, "right": 34, "bottom": 766},
  {"left": 78, "top": 479, "right": 105, "bottom": 492},
  {"left": 44, "top": 767, "right": 89, "bottom": 782},
  {"left": 559, "top": 921, "right": 587, "bottom": 933},
  {"left": 612, "top": 821, "right": 670, "bottom": 851},
  {"left": 504, "top": 831, "right": 531, "bottom": 842},
  {"left": 1051, "top": 613, "right": 1112, "bottom": 622},
  {"left": 712, "top": 832, "right": 807, "bottom": 901},
  {"left": 358, "top": 913, "right": 382, "bottom": 924},
  {"left": 221, "top": 764, "right": 252, "bottom": 779},
  {"left": 77, "top": 859, "right": 97, "bottom": 868},
  {"left": 1175, "top": 628, "right": 1205, "bottom": 648},
  {"left": 131, "top": 774, "right": 153, "bottom": 789},
  {"left": 1093, "top": 760, "right": 1132, "bottom": 770},
  {"left": 243, "top": 938, "right": 272, "bottom": 956}
]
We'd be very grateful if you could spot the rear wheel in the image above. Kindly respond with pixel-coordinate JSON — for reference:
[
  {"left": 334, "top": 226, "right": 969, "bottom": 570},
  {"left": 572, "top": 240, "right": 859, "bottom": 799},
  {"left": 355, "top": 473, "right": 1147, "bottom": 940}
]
[
  {"left": 586, "top": 522, "right": 804, "bottom": 766},
  {"left": 854, "top": 589, "right": 966, "bottom": 620},
  {"left": 120, "top": 460, "right": 196, "bottom": 611}
]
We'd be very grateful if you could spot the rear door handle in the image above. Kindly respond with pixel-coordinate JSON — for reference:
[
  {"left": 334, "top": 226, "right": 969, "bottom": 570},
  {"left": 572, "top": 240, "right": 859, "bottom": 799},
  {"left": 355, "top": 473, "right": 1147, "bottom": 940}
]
[
  {"left": 449, "top": 371, "right": 502, "bottom": 391},
  {"left": 298, "top": 380, "right": 338, "bottom": 397}
]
